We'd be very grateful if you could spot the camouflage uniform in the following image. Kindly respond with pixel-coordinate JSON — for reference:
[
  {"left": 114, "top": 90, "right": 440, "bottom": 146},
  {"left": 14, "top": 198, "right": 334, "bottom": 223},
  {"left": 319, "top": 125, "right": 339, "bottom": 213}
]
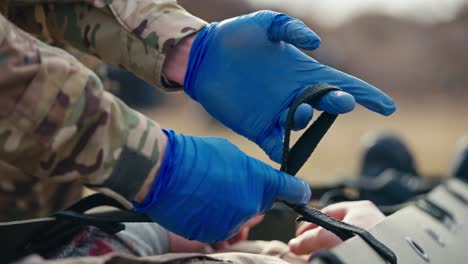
[
  {"left": 0, "top": 0, "right": 206, "bottom": 220},
  {"left": 0, "top": 1, "right": 304, "bottom": 263}
]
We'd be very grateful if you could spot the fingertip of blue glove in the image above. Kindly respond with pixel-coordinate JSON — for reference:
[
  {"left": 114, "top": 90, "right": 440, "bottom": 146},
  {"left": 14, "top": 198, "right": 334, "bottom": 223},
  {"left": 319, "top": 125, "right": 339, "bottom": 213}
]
[
  {"left": 380, "top": 97, "right": 398, "bottom": 116},
  {"left": 297, "top": 179, "right": 312, "bottom": 204},
  {"left": 277, "top": 175, "right": 311, "bottom": 205},
  {"left": 316, "top": 91, "right": 356, "bottom": 114},
  {"left": 269, "top": 13, "right": 321, "bottom": 50},
  {"left": 288, "top": 21, "right": 321, "bottom": 50},
  {"left": 364, "top": 95, "right": 397, "bottom": 116}
]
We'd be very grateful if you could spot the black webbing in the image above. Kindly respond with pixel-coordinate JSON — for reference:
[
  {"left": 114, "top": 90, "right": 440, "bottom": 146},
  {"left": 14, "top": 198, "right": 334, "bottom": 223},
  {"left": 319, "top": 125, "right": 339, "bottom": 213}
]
[
  {"left": 309, "top": 249, "right": 346, "bottom": 264},
  {"left": 280, "top": 83, "right": 339, "bottom": 175},
  {"left": 62, "top": 193, "right": 128, "bottom": 213},
  {"left": 51, "top": 193, "right": 152, "bottom": 234},
  {"left": 281, "top": 83, "right": 397, "bottom": 264}
]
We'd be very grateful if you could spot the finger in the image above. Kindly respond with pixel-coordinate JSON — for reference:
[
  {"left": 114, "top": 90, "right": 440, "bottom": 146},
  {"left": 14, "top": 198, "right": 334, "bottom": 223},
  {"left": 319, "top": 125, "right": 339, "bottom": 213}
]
[
  {"left": 274, "top": 170, "right": 311, "bottom": 204},
  {"left": 268, "top": 13, "right": 321, "bottom": 50},
  {"left": 227, "top": 229, "right": 246, "bottom": 245},
  {"left": 315, "top": 91, "right": 356, "bottom": 114},
  {"left": 289, "top": 227, "right": 341, "bottom": 255},
  {"left": 319, "top": 203, "right": 353, "bottom": 220},
  {"left": 320, "top": 200, "right": 380, "bottom": 218},
  {"left": 296, "top": 222, "right": 319, "bottom": 236},
  {"left": 244, "top": 215, "right": 265, "bottom": 227},
  {"left": 308, "top": 64, "right": 397, "bottom": 116},
  {"left": 296, "top": 205, "right": 349, "bottom": 237},
  {"left": 280, "top": 103, "right": 314, "bottom": 131},
  {"left": 169, "top": 232, "right": 207, "bottom": 253},
  {"left": 227, "top": 215, "right": 264, "bottom": 244},
  {"left": 212, "top": 241, "right": 229, "bottom": 251},
  {"left": 238, "top": 226, "right": 250, "bottom": 241},
  {"left": 258, "top": 124, "right": 284, "bottom": 163},
  {"left": 296, "top": 203, "right": 351, "bottom": 237}
]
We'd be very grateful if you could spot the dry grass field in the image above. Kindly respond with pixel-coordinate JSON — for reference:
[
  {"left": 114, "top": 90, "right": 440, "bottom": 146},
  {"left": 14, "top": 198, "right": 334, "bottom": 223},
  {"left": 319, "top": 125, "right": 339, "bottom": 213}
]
[{"left": 139, "top": 95, "right": 468, "bottom": 186}]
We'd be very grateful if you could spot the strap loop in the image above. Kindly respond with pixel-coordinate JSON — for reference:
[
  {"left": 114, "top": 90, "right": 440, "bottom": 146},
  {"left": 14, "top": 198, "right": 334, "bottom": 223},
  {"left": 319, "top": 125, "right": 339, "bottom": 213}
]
[
  {"left": 51, "top": 193, "right": 152, "bottom": 234},
  {"left": 281, "top": 83, "right": 397, "bottom": 264},
  {"left": 281, "top": 83, "right": 339, "bottom": 175}
]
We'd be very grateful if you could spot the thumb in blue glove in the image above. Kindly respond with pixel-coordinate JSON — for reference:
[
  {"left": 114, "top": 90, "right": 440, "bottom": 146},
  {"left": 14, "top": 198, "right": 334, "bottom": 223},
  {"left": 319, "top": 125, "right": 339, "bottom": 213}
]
[
  {"left": 184, "top": 11, "right": 396, "bottom": 163},
  {"left": 133, "top": 130, "right": 310, "bottom": 243}
]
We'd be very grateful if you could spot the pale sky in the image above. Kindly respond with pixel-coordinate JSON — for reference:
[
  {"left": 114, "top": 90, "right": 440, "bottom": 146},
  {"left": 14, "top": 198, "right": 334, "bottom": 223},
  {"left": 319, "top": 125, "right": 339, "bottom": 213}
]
[{"left": 252, "top": 0, "right": 468, "bottom": 26}]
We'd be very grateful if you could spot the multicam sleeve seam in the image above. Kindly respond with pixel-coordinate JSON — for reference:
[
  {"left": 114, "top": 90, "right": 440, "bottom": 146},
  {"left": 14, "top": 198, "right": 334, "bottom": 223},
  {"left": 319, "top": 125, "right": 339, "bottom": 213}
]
[
  {"left": 8, "top": 1, "right": 207, "bottom": 90},
  {"left": 117, "top": 27, "right": 166, "bottom": 90},
  {"left": 103, "top": 0, "right": 208, "bottom": 90}
]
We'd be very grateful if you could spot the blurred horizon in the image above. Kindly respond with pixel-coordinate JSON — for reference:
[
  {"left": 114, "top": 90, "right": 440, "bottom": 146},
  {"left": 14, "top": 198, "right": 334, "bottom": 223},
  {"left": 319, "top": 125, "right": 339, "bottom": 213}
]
[
  {"left": 251, "top": 0, "right": 468, "bottom": 26},
  {"left": 141, "top": 0, "right": 468, "bottom": 182}
]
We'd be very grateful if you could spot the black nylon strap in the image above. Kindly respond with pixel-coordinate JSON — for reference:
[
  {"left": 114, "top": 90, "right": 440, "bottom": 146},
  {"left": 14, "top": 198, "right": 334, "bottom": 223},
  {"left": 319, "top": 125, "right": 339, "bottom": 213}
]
[
  {"left": 63, "top": 193, "right": 128, "bottom": 213},
  {"left": 281, "top": 83, "right": 339, "bottom": 175},
  {"left": 281, "top": 83, "right": 397, "bottom": 264},
  {"left": 51, "top": 193, "right": 152, "bottom": 234}
]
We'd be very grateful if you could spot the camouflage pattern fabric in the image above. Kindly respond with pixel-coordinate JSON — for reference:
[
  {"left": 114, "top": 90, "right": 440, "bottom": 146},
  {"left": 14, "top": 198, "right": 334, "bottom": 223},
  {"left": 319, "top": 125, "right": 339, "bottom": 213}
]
[
  {"left": 4, "top": 0, "right": 207, "bottom": 90},
  {"left": 60, "top": 46, "right": 119, "bottom": 94},
  {"left": 0, "top": 0, "right": 206, "bottom": 221}
]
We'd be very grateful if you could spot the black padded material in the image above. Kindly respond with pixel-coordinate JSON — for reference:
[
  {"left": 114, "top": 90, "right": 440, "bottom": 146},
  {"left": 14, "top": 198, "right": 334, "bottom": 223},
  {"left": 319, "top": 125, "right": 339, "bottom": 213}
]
[
  {"left": 309, "top": 179, "right": 468, "bottom": 264},
  {"left": 309, "top": 250, "right": 346, "bottom": 264},
  {"left": 0, "top": 193, "right": 153, "bottom": 263}
]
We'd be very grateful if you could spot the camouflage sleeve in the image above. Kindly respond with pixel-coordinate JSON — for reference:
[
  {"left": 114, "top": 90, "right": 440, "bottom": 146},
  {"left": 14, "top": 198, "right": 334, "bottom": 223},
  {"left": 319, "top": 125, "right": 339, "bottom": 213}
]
[
  {"left": 0, "top": 14, "right": 166, "bottom": 209},
  {"left": 7, "top": 0, "right": 208, "bottom": 90}
]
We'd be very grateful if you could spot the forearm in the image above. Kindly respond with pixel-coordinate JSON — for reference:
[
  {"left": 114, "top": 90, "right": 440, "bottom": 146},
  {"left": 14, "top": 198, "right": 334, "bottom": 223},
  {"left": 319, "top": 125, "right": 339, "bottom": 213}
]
[
  {"left": 0, "top": 14, "right": 165, "bottom": 207},
  {"left": 7, "top": 0, "right": 206, "bottom": 89},
  {"left": 162, "top": 33, "right": 196, "bottom": 85}
]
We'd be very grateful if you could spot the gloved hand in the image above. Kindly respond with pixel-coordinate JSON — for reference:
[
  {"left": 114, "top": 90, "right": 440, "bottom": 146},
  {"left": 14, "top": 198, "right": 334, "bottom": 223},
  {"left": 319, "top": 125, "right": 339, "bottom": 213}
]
[
  {"left": 134, "top": 130, "right": 310, "bottom": 243},
  {"left": 184, "top": 10, "right": 396, "bottom": 163}
]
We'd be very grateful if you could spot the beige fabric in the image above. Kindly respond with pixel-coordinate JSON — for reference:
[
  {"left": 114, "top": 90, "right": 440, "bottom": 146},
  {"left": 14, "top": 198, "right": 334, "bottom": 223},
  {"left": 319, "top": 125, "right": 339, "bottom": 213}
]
[{"left": 13, "top": 240, "right": 307, "bottom": 264}]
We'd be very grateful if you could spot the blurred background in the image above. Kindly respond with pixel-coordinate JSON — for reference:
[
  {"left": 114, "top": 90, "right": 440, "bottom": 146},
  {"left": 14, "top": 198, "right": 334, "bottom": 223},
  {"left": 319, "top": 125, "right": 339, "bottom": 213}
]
[{"left": 121, "top": 0, "right": 468, "bottom": 185}]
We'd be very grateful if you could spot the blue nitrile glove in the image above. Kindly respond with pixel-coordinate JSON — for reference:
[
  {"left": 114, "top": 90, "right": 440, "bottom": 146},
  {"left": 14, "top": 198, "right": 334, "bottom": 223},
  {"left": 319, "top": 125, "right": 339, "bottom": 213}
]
[
  {"left": 133, "top": 130, "right": 310, "bottom": 243},
  {"left": 184, "top": 11, "right": 397, "bottom": 163}
]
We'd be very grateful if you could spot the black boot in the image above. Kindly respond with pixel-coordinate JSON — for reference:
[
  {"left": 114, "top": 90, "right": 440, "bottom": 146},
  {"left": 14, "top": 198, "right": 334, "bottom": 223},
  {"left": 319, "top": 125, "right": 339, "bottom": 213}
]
[
  {"left": 452, "top": 136, "right": 468, "bottom": 182},
  {"left": 360, "top": 133, "right": 418, "bottom": 177},
  {"left": 356, "top": 133, "right": 421, "bottom": 206}
]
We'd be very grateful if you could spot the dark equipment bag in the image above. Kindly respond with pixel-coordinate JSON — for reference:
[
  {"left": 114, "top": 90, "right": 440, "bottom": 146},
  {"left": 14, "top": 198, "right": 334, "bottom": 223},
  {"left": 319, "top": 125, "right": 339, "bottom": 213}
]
[{"left": 310, "top": 178, "right": 468, "bottom": 264}]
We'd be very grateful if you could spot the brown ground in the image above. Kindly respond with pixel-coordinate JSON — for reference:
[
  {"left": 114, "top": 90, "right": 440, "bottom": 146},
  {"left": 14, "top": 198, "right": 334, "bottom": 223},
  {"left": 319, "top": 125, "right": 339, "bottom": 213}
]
[{"left": 139, "top": 96, "right": 468, "bottom": 185}]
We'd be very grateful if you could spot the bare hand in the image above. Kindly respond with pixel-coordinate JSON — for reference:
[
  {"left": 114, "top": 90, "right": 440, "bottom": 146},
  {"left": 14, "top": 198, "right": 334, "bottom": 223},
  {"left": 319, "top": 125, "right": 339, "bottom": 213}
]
[
  {"left": 169, "top": 215, "right": 264, "bottom": 252},
  {"left": 288, "top": 201, "right": 385, "bottom": 255}
]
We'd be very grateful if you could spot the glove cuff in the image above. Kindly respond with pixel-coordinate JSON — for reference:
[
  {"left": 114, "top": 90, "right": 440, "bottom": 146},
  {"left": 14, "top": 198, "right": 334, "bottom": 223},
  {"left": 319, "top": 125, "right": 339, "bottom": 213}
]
[
  {"left": 132, "top": 129, "right": 178, "bottom": 211},
  {"left": 183, "top": 23, "right": 218, "bottom": 100}
]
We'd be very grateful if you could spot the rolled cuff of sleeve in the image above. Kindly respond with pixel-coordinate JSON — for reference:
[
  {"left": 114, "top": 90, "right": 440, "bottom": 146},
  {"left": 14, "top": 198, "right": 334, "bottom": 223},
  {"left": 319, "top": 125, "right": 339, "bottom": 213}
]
[{"left": 106, "top": 0, "right": 207, "bottom": 90}]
